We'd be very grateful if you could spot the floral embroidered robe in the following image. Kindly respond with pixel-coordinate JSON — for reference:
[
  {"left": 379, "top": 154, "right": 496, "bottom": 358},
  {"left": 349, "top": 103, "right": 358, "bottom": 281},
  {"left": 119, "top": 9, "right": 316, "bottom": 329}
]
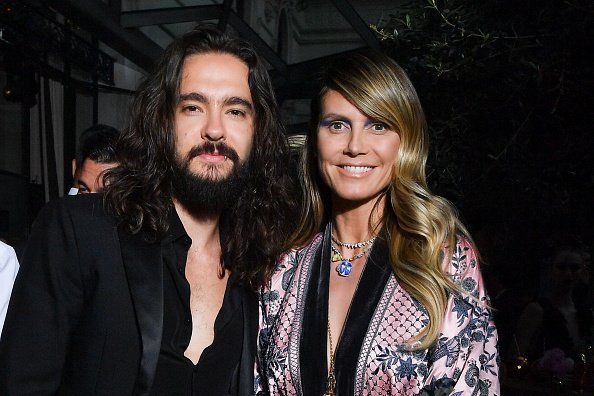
[{"left": 256, "top": 226, "right": 500, "bottom": 395}]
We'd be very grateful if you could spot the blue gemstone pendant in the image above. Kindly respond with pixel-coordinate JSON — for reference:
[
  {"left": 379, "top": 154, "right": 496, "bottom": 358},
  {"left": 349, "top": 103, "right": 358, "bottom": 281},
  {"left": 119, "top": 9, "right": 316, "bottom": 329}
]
[{"left": 336, "top": 260, "right": 353, "bottom": 277}]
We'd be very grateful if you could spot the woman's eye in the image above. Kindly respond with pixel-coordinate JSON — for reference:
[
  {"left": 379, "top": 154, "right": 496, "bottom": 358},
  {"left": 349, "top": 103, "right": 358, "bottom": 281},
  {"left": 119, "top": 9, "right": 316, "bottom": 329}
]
[
  {"left": 370, "top": 123, "right": 388, "bottom": 132},
  {"left": 329, "top": 121, "right": 346, "bottom": 131}
]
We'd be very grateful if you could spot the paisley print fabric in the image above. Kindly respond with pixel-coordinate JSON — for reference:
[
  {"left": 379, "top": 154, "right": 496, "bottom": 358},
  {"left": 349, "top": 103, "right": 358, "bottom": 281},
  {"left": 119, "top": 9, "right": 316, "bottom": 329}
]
[{"left": 256, "top": 230, "right": 500, "bottom": 395}]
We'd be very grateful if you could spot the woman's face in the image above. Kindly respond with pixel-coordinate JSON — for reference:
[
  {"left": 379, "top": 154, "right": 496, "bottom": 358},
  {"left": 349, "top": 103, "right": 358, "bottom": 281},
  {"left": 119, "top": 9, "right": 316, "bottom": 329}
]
[{"left": 316, "top": 89, "right": 401, "bottom": 205}]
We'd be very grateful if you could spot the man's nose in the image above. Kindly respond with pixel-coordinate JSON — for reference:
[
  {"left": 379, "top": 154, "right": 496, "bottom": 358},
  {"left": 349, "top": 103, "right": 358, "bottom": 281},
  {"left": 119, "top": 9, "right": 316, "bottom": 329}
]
[{"left": 202, "top": 112, "right": 225, "bottom": 141}]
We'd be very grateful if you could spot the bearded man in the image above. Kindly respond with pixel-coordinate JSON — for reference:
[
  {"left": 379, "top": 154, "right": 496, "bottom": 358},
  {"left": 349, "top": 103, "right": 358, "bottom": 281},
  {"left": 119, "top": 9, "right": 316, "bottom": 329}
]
[{"left": 0, "top": 25, "right": 296, "bottom": 396}]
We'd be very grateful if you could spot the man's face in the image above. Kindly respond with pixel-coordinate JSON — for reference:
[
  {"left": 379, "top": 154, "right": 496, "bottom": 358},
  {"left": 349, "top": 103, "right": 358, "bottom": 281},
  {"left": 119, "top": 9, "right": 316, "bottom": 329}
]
[
  {"left": 174, "top": 52, "right": 254, "bottom": 180},
  {"left": 172, "top": 52, "right": 255, "bottom": 211},
  {"left": 73, "top": 158, "right": 117, "bottom": 194}
]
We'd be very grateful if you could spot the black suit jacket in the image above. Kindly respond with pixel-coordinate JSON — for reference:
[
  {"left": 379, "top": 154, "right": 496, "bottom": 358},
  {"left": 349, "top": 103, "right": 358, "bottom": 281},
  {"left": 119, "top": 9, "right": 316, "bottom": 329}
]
[{"left": 0, "top": 194, "right": 257, "bottom": 395}]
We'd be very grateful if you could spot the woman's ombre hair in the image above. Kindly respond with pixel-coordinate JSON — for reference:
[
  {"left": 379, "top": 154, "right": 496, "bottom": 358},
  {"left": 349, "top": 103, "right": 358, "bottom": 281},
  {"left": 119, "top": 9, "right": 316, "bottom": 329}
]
[{"left": 291, "top": 51, "right": 470, "bottom": 349}]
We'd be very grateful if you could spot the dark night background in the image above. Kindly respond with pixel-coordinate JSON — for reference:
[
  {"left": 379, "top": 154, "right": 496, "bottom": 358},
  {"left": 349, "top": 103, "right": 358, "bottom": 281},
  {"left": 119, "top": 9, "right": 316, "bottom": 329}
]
[{"left": 376, "top": 0, "right": 593, "bottom": 300}]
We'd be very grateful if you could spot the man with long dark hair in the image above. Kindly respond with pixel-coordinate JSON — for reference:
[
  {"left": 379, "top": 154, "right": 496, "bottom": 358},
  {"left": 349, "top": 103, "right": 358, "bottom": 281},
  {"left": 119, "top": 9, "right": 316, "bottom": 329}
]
[{"left": 0, "top": 25, "right": 296, "bottom": 395}]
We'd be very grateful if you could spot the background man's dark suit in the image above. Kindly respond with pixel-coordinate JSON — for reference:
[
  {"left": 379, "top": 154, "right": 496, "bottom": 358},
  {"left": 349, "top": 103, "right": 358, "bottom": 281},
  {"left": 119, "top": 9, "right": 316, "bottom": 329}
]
[{"left": 0, "top": 193, "right": 257, "bottom": 395}]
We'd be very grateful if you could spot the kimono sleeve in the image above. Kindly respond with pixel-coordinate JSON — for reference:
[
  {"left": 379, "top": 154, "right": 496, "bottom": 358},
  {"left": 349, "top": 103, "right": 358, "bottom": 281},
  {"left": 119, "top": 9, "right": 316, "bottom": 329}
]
[
  {"left": 423, "top": 237, "right": 500, "bottom": 395},
  {"left": 255, "top": 250, "right": 295, "bottom": 395}
]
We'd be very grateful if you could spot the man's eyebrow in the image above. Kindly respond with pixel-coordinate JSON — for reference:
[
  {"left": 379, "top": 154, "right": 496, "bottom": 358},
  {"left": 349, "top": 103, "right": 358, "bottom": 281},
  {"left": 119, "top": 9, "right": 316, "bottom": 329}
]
[
  {"left": 177, "top": 93, "right": 252, "bottom": 113},
  {"left": 178, "top": 92, "right": 208, "bottom": 103},
  {"left": 224, "top": 96, "right": 253, "bottom": 113}
]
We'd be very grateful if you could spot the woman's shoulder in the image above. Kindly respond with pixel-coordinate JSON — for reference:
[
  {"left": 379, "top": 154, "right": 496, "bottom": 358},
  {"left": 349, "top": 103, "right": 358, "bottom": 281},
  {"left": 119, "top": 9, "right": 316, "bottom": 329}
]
[
  {"left": 269, "top": 232, "right": 324, "bottom": 287},
  {"left": 277, "top": 232, "right": 324, "bottom": 267},
  {"left": 294, "top": 232, "right": 324, "bottom": 252}
]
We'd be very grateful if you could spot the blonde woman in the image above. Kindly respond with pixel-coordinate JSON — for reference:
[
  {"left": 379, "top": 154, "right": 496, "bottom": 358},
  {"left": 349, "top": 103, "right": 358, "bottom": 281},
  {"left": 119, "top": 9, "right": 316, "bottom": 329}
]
[{"left": 256, "top": 52, "right": 499, "bottom": 395}]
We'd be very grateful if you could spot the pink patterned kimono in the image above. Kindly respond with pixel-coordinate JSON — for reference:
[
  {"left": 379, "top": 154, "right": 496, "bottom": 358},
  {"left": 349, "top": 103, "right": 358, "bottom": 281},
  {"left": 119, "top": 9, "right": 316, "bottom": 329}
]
[{"left": 256, "top": 226, "right": 500, "bottom": 395}]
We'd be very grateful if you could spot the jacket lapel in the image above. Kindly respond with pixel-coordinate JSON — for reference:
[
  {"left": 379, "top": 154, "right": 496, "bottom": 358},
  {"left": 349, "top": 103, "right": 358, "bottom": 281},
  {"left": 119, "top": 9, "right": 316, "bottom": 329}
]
[
  {"left": 299, "top": 225, "right": 331, "bottom": 395},
  {"left": 238, "top": 287, "right": 258, "bottom": 395},
  {"left": 119, "top": 229, "right": 164, "bottom": 396}
]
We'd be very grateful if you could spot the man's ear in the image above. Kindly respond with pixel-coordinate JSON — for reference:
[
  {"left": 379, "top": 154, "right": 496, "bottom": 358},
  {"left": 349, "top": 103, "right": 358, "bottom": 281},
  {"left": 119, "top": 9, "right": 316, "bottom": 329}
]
[{"left": 71, "top": 158, "right": 77, "bottom": 178}]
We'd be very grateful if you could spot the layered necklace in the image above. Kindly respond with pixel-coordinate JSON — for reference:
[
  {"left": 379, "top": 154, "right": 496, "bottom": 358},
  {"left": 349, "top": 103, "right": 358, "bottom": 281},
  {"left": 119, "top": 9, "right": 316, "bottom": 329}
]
[
  {"left": 330, "top": 234, "right": 376, "bottom": 277},
  {"left": 324, "top": 319, "right": 337, "bottom": 396},
  {"left": 325, "top": 232, "right": 377, "bottom": 394}
]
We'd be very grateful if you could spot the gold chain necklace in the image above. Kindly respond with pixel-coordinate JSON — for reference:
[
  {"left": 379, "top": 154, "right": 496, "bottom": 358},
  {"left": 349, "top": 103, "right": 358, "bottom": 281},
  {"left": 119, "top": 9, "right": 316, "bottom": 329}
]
[{"left": 324, "top": 318, "right": 337, "bottom": 396}]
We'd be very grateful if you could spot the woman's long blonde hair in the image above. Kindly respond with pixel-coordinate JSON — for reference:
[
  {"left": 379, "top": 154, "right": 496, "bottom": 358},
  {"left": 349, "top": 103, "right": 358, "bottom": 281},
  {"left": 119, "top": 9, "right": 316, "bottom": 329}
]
[{"left": 290, "top": 51, "right": 470, "bottom": 350}]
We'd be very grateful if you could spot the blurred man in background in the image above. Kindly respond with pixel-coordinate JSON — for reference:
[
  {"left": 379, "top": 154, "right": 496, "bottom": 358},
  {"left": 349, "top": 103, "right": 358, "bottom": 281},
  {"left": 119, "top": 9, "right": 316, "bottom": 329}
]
[
  {"left": 69, "top": 123, "right": 119, "bottom": 195},
  {"left": 0, "top": 240, "right": 19, "bottom": 338}
]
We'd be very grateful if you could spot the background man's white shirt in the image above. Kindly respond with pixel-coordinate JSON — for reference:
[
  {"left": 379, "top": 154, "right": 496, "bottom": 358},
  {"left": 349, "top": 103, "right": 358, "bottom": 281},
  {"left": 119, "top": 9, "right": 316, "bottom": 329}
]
[{"left": 0, "top": 241, "right": 19, "bottom": 338}]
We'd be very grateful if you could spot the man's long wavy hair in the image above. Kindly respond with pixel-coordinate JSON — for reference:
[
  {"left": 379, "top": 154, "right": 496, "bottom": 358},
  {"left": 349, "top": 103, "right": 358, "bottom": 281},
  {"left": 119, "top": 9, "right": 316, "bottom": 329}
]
[
  {"left": 290, "top": 51, "right": 471, "bottom": 349},
  {"left": 104, "top": 25, "right": 297, "bottom": 288}
]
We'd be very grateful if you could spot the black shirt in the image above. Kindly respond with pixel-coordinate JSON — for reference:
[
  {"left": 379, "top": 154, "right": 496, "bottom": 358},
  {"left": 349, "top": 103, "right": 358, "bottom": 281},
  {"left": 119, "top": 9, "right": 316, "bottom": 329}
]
[{"left": 149, "top": 213, "right": 244, "bottom": 395}]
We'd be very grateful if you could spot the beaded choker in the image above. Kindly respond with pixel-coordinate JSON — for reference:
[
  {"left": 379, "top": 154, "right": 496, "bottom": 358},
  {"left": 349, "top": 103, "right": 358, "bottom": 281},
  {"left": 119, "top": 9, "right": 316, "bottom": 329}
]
[{"left": 331, "top": 234, "right": 376, "bottom": 249}]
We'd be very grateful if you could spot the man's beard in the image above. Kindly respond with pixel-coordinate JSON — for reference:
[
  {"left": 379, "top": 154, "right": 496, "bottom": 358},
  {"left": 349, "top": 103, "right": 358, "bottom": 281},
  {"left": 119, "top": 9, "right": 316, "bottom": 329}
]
[{"left": 171, "top": 141, "right": 251, "bottom": 213}]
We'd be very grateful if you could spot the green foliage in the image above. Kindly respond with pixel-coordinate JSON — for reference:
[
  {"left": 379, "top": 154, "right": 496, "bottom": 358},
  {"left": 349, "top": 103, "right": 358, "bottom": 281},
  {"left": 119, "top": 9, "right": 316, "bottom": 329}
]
[
  {"left": 373, "top": 0, "right": 593, "bottom": 231},
  {"left": 371, "top": 0, "right": 594, "bottom": 282}
]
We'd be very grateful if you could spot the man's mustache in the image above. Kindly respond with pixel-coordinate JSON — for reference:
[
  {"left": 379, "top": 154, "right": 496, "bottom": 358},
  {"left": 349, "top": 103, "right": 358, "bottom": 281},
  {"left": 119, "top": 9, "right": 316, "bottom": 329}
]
[{"left": 185, "top": 141, "right": 240, "bottom": 163}]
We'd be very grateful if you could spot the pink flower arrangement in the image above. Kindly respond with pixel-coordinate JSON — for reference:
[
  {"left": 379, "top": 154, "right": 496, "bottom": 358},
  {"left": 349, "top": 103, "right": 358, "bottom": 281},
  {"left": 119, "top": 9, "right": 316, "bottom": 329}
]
[{"left": 537, "top": 348, "right": 575, "bottom": 378}]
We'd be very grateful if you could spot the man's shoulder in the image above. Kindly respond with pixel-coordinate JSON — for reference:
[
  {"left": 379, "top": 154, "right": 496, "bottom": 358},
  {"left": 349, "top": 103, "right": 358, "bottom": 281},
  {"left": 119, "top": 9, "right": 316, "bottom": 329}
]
[
  {"left": 46, "top": 193, "right": 107, "bottom": 215},
  {"left": 35, "top": 194, "right": 116, "bottom": 233}
]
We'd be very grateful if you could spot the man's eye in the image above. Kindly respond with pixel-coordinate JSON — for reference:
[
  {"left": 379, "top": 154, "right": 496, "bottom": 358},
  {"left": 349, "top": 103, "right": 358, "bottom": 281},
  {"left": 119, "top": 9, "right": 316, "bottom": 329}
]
[
  {"left": 183, "top": 105, "right": 200, "bottom": 113},
  {"left": 228, "top": 109, "right": 245, "bottom": 117}
]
